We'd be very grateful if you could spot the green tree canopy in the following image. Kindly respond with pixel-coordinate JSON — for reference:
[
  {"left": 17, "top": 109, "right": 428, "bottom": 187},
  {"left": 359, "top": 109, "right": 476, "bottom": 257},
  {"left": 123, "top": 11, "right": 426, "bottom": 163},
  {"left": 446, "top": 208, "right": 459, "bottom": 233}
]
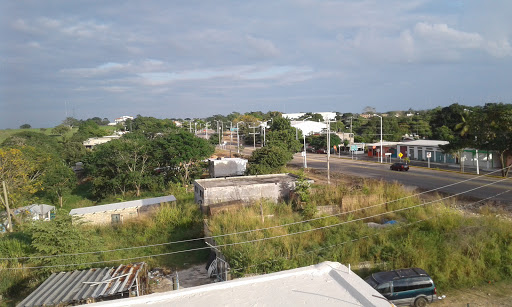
[{"left": 246, "top": 146, "right": 292, "bottom": 175}]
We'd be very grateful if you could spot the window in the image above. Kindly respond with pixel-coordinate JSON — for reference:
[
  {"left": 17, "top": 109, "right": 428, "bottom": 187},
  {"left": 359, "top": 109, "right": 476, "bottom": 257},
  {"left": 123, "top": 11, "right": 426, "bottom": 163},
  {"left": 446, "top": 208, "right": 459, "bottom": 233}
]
[
  {"left": 376, "top": 282, "right": 391, "bottom": 294},
  {"left": 393, "top": 277, "right": 432, "bottom": 292},
  {"left": 111, "top": 214, "right": 121, "bottom": 224}
]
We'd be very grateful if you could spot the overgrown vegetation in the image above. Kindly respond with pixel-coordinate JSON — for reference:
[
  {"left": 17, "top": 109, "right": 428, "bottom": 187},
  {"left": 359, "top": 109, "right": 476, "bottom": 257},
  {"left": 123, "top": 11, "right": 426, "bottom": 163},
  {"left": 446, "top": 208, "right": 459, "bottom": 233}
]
[
  {"left": 208, "top": 179, "right": 512, "bottom": 290},
  {"left": 0, "top": 199, "right": 206, "bottom": 304}
]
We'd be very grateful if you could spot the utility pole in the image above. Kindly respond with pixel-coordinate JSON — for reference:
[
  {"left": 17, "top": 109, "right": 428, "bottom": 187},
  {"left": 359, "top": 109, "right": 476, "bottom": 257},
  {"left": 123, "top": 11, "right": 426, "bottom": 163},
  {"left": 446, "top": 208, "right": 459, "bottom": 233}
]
[
  {"left": 262, "top": 126, "right": 265, "bottom": 146},
  {"left": 205, "top": 122, "right": 209, "bottom": 139},
  {"left": 326, "top": 118, "right": 331, "bottom": 185},
  {"left": 249, "top": 123, "right": 260, "bottom": 148},
  {"left": 374, "top": 114, "right": 383, "bottom": 163},
  {"left": 229, "top": 122, "right": 233, "bottom": 156},
  {"left": 303, "top": 132, "right": 307, "bottom": 169}
]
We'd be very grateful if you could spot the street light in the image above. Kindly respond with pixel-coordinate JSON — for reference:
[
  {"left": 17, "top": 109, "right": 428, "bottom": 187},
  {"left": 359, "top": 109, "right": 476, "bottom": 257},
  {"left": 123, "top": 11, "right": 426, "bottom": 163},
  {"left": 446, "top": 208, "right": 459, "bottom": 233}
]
[{"left": 373, "top": 114, "right": 383, "bottom": 163}]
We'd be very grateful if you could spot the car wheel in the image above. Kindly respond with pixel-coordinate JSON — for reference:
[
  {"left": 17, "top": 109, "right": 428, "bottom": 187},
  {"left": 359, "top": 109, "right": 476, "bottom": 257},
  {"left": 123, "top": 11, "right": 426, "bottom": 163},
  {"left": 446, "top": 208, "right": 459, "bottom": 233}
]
[
  {"left": 414, "top": 297, "right": 428, "bottom": 307},
  {"left": 405, "top": 169, "right": 409, "bottom": 171}
]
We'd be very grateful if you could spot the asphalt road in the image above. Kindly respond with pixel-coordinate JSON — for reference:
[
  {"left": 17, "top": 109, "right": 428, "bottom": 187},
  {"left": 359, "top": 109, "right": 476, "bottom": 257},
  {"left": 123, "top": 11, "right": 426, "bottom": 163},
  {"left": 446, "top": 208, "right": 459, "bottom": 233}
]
[{"left": 290, "top": 153, "right": 512, "bottom": 204}]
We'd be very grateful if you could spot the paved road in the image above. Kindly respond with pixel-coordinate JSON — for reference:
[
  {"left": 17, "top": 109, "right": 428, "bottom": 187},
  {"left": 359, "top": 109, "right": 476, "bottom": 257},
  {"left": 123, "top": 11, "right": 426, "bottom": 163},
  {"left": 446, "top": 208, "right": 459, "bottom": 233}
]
[{"left": 291, "top": 153, "right": 512, "bottom": 203}]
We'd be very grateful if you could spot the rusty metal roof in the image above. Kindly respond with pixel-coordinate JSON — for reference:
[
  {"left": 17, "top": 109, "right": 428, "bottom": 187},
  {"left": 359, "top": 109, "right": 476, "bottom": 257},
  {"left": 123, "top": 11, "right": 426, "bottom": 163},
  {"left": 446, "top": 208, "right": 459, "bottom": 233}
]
[{"left": 17, "top": 263, "right": 146, "bottom": 307}]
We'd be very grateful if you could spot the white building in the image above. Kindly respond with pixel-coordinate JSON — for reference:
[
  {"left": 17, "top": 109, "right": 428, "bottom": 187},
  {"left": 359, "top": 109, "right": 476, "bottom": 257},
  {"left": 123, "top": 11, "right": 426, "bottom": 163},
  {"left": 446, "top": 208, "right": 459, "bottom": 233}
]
[
  {"left": 89, "top": 262, "right": 392, "bottom": 307},
  {"left": 283, "top": 112, "right": 337, "bottom": 121},
  {"left": 290, "top": 120, "right": 326, "bottom": 135},
  {"left": 397, "top": 140, "right": 450, "bottom": 162},
  {"left": 83, "top": 135, "right": 121, "bottom": 149},
  {"left": 108, "top": 115, "right": 134, "bottom": 126}
]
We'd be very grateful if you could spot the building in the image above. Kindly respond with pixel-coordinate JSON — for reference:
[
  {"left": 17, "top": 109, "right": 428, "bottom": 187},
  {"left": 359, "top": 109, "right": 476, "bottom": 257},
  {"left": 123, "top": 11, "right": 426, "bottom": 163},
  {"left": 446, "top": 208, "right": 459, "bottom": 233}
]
[
  {"left": 290, "top": 120, "right": 326, "bottom": 136},
  {"left": 366, "top": 141, "right": 400, "bottom": 159},
  {"left": 14, "top": 204, "right": 55, "bottom": 221},
  {"left": 396, "top": 140, "right": 450, "bottom": 163},
  {"left": 108, "top": 115, "right": 134, "bottom": 126},
  {"left": 18, "top": 263, "right": 148, "bottom": 307},
  {"left": 88, "top": 262, "right": 392, "bottom": 307},
  {"left": 69, "top": 195, "right": 176, "bottom": 225},
  {"left": 283, "top": 112, "right": 337, "bottom": 121},
  {"left": 208, "top": 158, "right": 247, "bottom": 178},
  {"left": 193, "top": 174, "right": 308, "bottom": 212},
  {"left": 83, "top": 135, "right": 121, "bottom": 149},
  {"left": 336, "top": 132, "right": 355, "bottom": 145}
]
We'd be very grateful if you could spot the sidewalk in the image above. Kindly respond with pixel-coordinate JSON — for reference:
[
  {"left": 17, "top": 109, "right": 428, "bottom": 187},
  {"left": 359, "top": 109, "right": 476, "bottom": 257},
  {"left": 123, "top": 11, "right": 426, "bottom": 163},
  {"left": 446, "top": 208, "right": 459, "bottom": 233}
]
[{"left": 330, "top": 152, "right": 500, "bottom": 176}]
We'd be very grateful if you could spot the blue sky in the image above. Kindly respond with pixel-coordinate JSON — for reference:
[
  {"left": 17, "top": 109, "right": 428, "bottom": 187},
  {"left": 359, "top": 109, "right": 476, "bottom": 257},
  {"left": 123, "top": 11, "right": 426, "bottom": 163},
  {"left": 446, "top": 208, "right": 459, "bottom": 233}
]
[{"left": 1, "top": 1, "right": 511, "bottom": 128}]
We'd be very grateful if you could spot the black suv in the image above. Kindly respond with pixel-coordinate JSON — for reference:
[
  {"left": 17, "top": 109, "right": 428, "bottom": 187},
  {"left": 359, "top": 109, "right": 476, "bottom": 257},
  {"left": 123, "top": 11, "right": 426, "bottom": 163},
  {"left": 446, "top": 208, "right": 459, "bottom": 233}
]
[
  {"left": 390, "top": 162, "right": 409, "bottom": 171},
  {"left": 364, "top": 268, "right": 436, "bottom": 307}
]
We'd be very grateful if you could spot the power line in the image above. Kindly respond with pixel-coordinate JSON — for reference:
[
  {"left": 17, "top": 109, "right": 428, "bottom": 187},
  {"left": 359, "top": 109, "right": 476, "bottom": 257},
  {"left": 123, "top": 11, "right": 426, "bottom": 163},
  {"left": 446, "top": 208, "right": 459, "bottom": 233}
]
[
  {"left": 232, "top": 190, "right": 510, "bottom": 274},
  {"left": 3, "top": 180, "right": 507, "bottom": 270},
  {"left": 1, "top": 167, "right": 509, "bottom": 261}
]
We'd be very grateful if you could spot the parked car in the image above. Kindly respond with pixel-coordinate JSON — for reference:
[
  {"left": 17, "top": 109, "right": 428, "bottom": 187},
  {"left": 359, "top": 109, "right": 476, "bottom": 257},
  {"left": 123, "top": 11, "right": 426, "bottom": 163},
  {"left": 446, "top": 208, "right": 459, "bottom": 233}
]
[
  {"left": 316, "top": 148, "right": 327, "bottom": 154},
  {"left": 364, "top": 268, "right": 437, "bottom": 307},
  {"left": 390, "top": 162, "right": 409, "bottom": 171}
]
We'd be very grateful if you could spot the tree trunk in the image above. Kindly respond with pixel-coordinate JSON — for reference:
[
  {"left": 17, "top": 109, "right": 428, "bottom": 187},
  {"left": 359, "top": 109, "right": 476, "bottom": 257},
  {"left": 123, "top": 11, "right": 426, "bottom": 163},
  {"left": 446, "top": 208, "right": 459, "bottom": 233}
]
[
  {"left": 59, "top": 195, "right": 63, "bottom": 208},
  {"left": 2, "top": 181, "right": 13, "bottom": 233},
  {"left": 500, "top": 151, "right": 511, "bottom": 177}
]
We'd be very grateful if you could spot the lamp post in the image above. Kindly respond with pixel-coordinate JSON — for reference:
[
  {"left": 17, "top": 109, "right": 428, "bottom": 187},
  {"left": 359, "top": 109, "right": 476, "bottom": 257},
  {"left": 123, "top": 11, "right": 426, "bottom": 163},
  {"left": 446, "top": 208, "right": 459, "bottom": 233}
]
[
  {"left": 303, "top": 131, "right": 307, "bottom": 169},
  {"left": 326, "top": 118, "right": 331, "bottom": 185},
  {"left": 373, "top": 114, "right": 383, "bottom": 163}
]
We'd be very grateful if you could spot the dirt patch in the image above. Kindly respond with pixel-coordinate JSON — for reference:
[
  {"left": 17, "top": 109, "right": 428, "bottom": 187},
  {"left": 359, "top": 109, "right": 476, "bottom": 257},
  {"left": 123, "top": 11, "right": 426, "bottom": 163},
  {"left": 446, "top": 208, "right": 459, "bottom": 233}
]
[
  {"left": 149, "top": 263, "right": 215, "bottom": 293},
  {"left": 436, "top": 281, "right": 512, "bottom": 306}
]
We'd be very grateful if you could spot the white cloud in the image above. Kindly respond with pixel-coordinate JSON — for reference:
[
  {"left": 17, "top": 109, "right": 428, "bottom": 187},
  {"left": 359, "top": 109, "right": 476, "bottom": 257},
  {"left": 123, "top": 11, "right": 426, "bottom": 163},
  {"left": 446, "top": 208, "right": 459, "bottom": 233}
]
[
  {"left": 61, "top": 62, "right": 130, "bottom": 77},
  {"left": 245, "top": 35, "right": 280, "bottom": 57},
  {"left": 412, "top": 22, "right": 512, "bottom": 58}
]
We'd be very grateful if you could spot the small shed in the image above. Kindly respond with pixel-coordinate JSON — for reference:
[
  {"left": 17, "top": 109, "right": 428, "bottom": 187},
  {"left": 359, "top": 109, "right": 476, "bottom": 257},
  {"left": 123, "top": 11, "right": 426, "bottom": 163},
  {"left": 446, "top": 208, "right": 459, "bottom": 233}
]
[
  {"left": 14, "top": 204, "right": 55, "bottom": 221},
  {"left": 194, "top": 173, "right": 311, "bottom": 213},
  {"left": 69, "top": 195, "right": 176, "bottom": 225},
  {"left": 208, "top": 158, "right": 247, "bottom": 178},
  {"left": 17, "top": 263, "right": 148, "bottom": 307}
]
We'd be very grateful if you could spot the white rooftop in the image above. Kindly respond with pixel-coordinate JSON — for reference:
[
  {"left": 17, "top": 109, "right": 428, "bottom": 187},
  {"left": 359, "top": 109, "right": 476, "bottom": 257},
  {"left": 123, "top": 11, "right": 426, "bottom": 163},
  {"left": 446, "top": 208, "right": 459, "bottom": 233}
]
[
  {"left": 69, "top": 195, "right": 176, "bottom": 216},
  {"left": 89, "top": 262, "right": 392, "bottom": 307},
  {"left": 366, "top": 141, "right": 400, "bottom": 147},
  {"left": 398, "top": 140, "right": 449, "bottom": 147}
]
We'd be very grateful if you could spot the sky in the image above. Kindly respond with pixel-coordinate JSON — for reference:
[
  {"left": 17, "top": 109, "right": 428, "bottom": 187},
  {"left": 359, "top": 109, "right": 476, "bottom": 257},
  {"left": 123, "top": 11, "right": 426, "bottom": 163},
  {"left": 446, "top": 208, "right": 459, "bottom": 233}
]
[{"left": 1, "top": 1, "right": 511, "bottom": 128}]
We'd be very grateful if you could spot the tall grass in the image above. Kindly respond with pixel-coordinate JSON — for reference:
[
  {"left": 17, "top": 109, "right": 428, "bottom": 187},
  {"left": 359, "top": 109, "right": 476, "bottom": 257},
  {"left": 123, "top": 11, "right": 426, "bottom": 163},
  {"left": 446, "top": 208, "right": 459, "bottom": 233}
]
[{"left": 208, "top": 180, "right": 512, "bottom": 290}]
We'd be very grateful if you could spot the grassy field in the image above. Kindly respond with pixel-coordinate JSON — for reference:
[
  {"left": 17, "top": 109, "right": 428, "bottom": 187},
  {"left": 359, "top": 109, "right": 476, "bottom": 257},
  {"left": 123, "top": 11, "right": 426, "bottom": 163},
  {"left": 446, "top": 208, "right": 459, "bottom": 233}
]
[
  {"left": 208, "top": 173, "right": 512, "bottom": 291},
  {"left": 0, "top": 126, "right": 117, "bottom": 144}
]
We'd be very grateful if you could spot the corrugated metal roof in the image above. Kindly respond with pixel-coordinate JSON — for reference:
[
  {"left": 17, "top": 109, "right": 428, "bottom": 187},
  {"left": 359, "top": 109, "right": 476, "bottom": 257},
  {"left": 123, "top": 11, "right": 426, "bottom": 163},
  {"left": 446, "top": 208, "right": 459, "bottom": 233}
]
[
  {"left": 17, "top": 263, "right": 146, "bottom": 307},
  {"left": 69, "top": 195, "right": 176, "bottom": 216}
]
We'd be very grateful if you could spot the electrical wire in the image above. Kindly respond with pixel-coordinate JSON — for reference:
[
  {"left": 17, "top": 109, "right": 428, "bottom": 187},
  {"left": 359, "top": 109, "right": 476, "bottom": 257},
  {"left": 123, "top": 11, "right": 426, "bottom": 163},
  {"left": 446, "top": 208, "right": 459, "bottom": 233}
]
[
  {"left": 2, "top": 166, "right": 509, "bottom": 262},
  {"left": 231, "top": 189, "right": 510, "bottom": 273},
  {"left": 2, "top": 179, "right": 508, "bottom": 270}
]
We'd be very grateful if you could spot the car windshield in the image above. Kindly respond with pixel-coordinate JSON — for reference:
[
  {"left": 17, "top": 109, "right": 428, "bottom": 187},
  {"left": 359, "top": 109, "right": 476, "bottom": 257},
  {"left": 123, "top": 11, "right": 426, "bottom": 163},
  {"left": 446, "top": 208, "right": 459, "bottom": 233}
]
[{"left": 364, "top": 276, "right": 378, "bottom": 288}]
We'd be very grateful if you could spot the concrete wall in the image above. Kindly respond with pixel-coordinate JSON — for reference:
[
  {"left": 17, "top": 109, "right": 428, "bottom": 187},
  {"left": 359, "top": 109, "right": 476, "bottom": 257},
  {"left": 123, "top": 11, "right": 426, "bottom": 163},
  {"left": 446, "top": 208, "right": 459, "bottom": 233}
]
[
  {"left": 209, "top": 158, "right": 247, "bottom": 178},
  {"left": 73, "top": 205, "right": 159, "bottom": 225},
  {"left": 196, "top": 181, "right": 296, "bottom": 210}
]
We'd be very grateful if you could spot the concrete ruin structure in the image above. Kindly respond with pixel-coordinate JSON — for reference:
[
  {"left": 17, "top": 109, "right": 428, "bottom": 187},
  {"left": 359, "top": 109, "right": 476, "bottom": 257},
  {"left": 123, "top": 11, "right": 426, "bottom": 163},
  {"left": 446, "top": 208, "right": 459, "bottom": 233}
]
[
  {"left": 208, "top": 158, "right": 247, "bottom": 178},
  {"left": 193, "top": 173, "right": 308, "bottom": 213}
]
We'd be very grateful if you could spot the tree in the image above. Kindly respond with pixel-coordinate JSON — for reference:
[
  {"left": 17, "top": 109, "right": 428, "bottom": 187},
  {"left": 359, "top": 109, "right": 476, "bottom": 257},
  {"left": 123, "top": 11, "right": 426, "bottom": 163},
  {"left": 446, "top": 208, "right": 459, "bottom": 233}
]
[
  {"left": 19, "top": 124, "right": 31, "bottom": 129},
  {"left": 471, "top": 103, "right": 512, "bottom": 177},
  {"left": 52, "top": 124, "right": 71, "bottom": 136},
  {"left": 85, "top": 135, "right": 156, "bottom": 197},
  {"left": 62, "top": 117, "right": 81, "bottom": 128},
  {"left": 266, "top": 117, "right": 303, "bottom": 153},
  {"left": 306, "top": 133, "right": 342, "bottom": 150},
  {"left": 27, "top": 214, "right": 100, "bottom": 268},
  {"left": 70, "top": 120, "right": 108, "bottom": 142},
  {"left": 155, "top": 131, "right": 215, "bottom": 184},
  {"left": 131, "top": 116, "right": 177, "bottom": 138},
  {"left": 0, "top": 147, "right": 49, "bottom": 231},
  {"left": 41, "top": 161, "right": 77, "bottom": 207},
  {"left": 246, "top": 146, "right": 292, "bottom": 175},
  {"left": 363, "top": 106, "right": 376, "bottom": 114}
]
